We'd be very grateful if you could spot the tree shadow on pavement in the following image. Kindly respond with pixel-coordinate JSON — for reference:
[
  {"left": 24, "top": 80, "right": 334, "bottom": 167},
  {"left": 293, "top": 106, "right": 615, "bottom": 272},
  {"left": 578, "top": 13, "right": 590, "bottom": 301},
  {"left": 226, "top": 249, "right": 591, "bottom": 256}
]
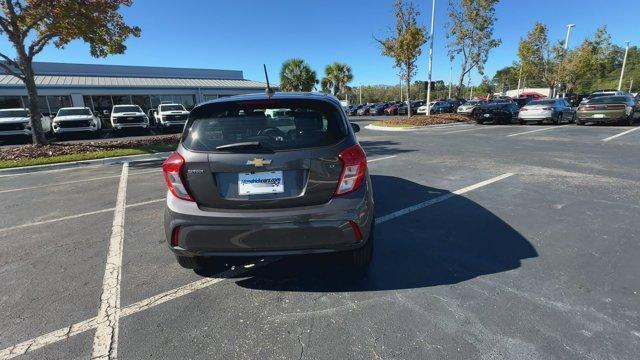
[{"left": 220, "top": 174, "right": 538, "bottom": 292}]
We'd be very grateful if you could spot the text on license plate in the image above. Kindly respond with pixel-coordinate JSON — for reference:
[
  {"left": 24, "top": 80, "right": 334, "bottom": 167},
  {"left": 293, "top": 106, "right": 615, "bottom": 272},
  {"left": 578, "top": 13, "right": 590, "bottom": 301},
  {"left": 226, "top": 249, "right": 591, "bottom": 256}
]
[
  {"left": 238, "top": 171, "right": 284, "bottom": 195},
  {"left": 592, "top": 114, "right": 605, "bottom": 118}
]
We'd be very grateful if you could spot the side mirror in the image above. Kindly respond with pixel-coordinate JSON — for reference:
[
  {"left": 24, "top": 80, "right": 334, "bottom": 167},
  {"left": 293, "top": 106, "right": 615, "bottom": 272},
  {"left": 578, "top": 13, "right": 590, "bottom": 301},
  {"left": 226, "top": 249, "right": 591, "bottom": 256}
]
[{"left": 350, "top": 122, "right": 360, "bottom": 133}]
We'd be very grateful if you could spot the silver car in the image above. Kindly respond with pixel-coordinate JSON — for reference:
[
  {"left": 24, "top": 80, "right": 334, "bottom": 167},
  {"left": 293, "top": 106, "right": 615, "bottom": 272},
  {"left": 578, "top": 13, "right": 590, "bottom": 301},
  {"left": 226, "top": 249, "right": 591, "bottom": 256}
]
[
  {"left": 163, "top": 93, "right": 375, "bottom": 270},
  {"left": 457, "top": 100, "right": 486, "bottom": 115},
  {"left": 518, "top": 99, "right": 575, "bottom": 125}
]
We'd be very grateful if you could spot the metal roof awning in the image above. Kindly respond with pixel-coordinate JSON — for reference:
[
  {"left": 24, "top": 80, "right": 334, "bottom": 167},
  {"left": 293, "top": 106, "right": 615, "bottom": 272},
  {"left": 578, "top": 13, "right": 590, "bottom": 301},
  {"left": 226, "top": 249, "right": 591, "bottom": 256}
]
[{"left": 0, "top": 74, "right": 268, "bottom": 89}]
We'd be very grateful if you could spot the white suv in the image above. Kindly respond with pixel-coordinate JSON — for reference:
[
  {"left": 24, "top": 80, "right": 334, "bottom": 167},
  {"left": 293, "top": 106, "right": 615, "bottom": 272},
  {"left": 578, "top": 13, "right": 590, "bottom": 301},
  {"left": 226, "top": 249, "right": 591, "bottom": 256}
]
[
  {"left": 0, "top": 108, "right": 51, "bottom": 139},
  {"left": 110, "top": 104, "right": 149, "bottom": 132},
  {"left": 52, "top": 107, "right": 101, "bottom": 137}
]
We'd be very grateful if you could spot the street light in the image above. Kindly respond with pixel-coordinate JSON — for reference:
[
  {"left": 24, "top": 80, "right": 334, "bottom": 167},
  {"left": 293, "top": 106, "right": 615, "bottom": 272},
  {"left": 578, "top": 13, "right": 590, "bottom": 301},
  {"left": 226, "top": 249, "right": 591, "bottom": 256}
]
[
  {"left": 448, "top": 63, "right": 453, "bottom": 99},
  {"left": 618, "top": 41, "right": 630, "bottom": 91},
  {"left": 425, "top": 0, "right": 436, "bottom": 115},
  {"left": 560, "top": 23, "right": 575, "bottom": 98}
]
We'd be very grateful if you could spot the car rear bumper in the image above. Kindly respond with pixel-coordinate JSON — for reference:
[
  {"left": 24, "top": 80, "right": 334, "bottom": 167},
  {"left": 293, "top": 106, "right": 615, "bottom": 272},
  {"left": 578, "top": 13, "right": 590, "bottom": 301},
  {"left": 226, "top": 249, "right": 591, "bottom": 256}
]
[{"left": 164, "top": 181, "right": 374, "bottom": 257}]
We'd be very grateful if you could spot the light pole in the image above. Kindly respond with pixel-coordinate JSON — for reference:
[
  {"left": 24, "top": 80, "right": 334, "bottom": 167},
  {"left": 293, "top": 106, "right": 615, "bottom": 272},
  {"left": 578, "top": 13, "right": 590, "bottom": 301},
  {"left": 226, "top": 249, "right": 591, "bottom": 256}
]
[
  {"left": 560, "top": 24, "right": 575, "bottom": 98},
  {"left": 516, "top": 63, "right": 523, "bottom": 97},
  {"left": 629, "top": 79, "right": 634, "bottom": 93},
  {"left": 425, "top": 0, "right": 436, "bottom": 115},
  {"left": 448, "top": 63, "right": 453, "bottom": 99},
  {"left": 618, "top": 41, "right": 630, "bottom": 91}
]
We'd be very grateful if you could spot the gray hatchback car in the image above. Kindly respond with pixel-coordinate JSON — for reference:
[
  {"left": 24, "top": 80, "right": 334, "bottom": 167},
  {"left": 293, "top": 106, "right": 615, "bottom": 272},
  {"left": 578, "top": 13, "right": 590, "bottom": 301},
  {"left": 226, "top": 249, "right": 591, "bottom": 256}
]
[{"left": 163, "top": 93, "right": 375, "bottom": 270}]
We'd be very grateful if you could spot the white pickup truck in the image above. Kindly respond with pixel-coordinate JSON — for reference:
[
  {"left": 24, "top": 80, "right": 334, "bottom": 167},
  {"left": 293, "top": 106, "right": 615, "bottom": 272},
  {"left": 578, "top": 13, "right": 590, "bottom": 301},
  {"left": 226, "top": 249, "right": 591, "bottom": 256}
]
[
  {"left": 0, "top": 108, "right": 51, "bottom": 140},
  {"left": 110, "top": 104, "right": 150, "bottom": 133},
  {"left": 153, "top": 103, "right": 189, "bottom": 131}
]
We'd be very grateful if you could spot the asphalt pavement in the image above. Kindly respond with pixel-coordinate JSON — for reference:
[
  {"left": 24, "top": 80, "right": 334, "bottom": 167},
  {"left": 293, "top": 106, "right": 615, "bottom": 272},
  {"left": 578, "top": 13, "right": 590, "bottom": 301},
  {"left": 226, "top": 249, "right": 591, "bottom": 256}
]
[{"left": 1, "top": 121, "right": 639, "bottom": 359}]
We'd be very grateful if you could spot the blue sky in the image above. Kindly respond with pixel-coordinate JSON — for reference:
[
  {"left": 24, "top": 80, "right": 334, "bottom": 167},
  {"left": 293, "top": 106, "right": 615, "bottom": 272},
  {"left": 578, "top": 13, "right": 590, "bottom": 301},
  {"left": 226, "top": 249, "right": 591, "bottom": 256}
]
[{"left": 1, "top": 0, "right": 637, "bottom": 86}]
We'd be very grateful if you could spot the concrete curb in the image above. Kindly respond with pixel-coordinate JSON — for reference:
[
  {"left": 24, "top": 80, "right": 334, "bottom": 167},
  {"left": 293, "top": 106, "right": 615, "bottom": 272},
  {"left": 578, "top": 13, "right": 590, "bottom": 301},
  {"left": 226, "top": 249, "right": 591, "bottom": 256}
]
[{"left": 0, "top": 151, "right": 172, "bottom": 175}]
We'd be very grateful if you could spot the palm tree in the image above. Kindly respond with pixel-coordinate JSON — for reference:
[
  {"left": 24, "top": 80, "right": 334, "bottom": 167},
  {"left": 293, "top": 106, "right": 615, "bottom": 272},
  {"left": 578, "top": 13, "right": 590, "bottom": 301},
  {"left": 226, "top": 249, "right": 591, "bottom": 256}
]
[
  {"left": 279, "top": 58, "right": 318, "bottom": 92},
  {"left": 321, "top": 62, "right": 354, "bottom": 100}
]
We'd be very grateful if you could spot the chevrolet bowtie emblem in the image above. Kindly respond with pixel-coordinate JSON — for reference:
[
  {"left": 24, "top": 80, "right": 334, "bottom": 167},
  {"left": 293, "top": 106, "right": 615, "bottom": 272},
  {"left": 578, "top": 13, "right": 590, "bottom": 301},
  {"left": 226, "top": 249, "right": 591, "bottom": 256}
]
[{"left": 246, "top": 158, "right": 272, "bottom": 167}]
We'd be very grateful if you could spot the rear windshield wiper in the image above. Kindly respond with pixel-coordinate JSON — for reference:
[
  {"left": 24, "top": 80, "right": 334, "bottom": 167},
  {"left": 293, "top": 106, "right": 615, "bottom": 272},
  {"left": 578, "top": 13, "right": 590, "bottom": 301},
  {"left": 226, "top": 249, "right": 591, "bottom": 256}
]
[{"left": 215, "top": 141, "right": 268, "bottom": 151}]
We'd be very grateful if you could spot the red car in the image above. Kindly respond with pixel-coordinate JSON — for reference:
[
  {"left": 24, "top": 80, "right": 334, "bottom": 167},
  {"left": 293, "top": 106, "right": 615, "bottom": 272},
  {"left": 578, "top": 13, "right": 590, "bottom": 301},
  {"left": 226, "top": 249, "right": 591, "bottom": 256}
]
[{"left": 384, "top": 104, "right": 399, "bottom": 115}]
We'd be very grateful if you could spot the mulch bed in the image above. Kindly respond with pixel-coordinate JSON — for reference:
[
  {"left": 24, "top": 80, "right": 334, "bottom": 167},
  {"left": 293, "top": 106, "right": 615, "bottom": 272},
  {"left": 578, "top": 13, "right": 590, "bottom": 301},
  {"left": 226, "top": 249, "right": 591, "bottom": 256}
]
[
  {"left": 379, "top": 113, "right": 474, "bottom": 126},
  {"left": 0, "top": 134, "right": 180, "bottom": 161}
]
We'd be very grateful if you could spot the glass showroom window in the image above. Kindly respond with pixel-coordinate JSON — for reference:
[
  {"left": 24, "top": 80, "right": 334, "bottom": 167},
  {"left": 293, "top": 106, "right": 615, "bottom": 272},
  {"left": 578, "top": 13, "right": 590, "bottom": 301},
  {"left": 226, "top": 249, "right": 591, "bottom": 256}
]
[
  {"left": 47, "top": 96, "right": 72, "bottom": 114},
  {"left": 0, "top": 96, "right": 24, "bottom": 109},
  {"left": 131, "top": 95, "right": 152, "bottom": 113}
]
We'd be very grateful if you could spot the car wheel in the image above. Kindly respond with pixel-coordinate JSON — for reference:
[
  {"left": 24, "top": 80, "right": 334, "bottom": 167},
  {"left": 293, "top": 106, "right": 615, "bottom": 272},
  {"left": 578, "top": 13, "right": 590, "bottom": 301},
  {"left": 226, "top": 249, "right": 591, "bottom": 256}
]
[
  {"left": 175, "top": 255, "right": 198, "bottom": 269},
  {"left": 476, "top": 120, "right": 484, "bottom": 125},
  {"left": 570, "top": 114, "right": 576, "bottom": 123},
  {"left": 93, "top": 129, "right": 102, "bottom": 139},
  {"left": 519, "top": 120, "right": 526, "bottom": 125},
  {"left": 627, "top": 115, "right": 634, "bottom": 126},
  {"left": 349, "top": 224, "right": 374, "bottom": 269}
]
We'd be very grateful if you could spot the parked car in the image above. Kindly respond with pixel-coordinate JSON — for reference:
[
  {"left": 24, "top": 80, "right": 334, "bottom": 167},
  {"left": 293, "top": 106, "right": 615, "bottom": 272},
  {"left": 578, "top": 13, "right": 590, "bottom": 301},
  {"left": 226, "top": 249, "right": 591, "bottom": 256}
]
[
  {"left": 474, "top": 102, "right": 520, "bottom": 124},
  {"left": 368, "top": 103, "right": 389, "bottom": 116},
  {"left": 417, "top": 101, "right": 451, "bottom": 115},
  {"left": 356, "top": 104, "right": 372, "bottom": 116},
  {"left": 154, "top": 103, "right": 189, "bottom": 131},
  {"left": 581, "top": 90, "right": 627, "bottom": 104},
  {"left": 397, "top": 101, "right": 424, "bottom": 115},
  {"left": 575, "top": 95, "right": 639, "bottom": 125},
  {"left": 162, "top": 92, "right": 374, "bottom": 270},
  {"left": 446, "top": 98, "right": 466, "bottom": 110},
  {"left": 52, "top": 107, "right": 101, "bottom": 137},
  {"left": 0, "top": 108, "right": 51, "bottom": 140},
  {"left": 457, "top": 99, "right": 486, "bottom": 114},
  {"left": 346, "top": 105, "right": 362, "bottom": 116},
  {"left": 384, "top": 103, "right": 400, "bottom": 115},
  {"left": 518, "top": 99, "right": 575, "bottom": 125},
  {"left": 110, "top": 104, "right": 150, "bottom": 132}
]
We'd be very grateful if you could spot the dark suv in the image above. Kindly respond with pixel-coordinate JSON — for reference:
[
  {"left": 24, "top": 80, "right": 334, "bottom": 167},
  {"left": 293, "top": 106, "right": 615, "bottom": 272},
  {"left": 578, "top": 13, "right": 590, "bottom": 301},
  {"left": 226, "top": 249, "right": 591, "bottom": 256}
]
[{"left": 163, "top": 93, "right": 375, "bottom": 270}]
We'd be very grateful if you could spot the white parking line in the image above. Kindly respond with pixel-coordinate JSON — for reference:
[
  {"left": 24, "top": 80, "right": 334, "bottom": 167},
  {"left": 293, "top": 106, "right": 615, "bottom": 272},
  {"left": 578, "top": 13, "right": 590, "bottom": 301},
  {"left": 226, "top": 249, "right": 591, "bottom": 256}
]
[
  {"left": 440, "top": 126, "right": 497, "bottom": 135},
  {"left": 601, "top": 127, "right": 640, "bottom": 142},
  {"left": 367, "top": 155, "right": 397, "bottom": 163},
  {"left": 376, "top": 173, "right": 515, "bottom": 224},
  {"left": 0, "top": 172, "right": 515, "bottom": 359},
  {"left": 506, "top": 125, "right": 567, "bottom": 137},
  {"left": 0, "top": 169, "right": 160, "bottom": 194},
  {"left": 0, "top": 164, "right": 104, "bottom": 178},
  {"left": 91, "top": 163, "right": 128, "bottom": 360},
  {"left": 0, "top": 198, "right": 164, "bottom": 233}
]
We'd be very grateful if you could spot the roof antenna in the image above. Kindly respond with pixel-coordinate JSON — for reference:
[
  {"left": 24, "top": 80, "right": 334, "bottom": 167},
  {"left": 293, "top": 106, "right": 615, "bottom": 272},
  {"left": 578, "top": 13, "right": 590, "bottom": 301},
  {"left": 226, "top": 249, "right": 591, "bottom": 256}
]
[{"left": 263, "top": 64, "right": 274, "bottom": 99}]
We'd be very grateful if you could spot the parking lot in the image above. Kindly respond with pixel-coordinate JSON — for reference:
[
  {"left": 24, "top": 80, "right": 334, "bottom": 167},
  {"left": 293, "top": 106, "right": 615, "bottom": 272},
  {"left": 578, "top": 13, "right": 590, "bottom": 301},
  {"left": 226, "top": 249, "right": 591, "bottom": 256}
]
[{"left": 1, "top": 120, "right": 639, "bottom": 359}]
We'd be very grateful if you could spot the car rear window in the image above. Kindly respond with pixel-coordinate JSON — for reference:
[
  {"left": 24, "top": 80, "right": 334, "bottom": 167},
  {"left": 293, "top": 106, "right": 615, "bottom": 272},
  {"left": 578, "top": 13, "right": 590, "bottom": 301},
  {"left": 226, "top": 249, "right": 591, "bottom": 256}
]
[
  {"left": 528, "top": 100, "right": 555, "bottom": 105},
  {"left": 183, "top": 99, "right": 348, "bottom": 152},
  {"left": 587, "top": 96, "right": 628, "bottom": 104}
]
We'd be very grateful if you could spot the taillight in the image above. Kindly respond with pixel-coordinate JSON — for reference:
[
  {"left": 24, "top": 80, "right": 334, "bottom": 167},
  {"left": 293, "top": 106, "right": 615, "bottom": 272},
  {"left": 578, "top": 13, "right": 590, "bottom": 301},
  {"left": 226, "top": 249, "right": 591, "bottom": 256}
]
[
  {"left": 349, "top": 220, "right": 363, "bottom": 241},
  {"left": 162, "top": 152, "right": 193, "bottom": 201},
  {"left": 520, "top": 108, "right": 528, "bottom": 111},
  {"left": 334, "top": 144, "right": 367, "bottom": 196}
]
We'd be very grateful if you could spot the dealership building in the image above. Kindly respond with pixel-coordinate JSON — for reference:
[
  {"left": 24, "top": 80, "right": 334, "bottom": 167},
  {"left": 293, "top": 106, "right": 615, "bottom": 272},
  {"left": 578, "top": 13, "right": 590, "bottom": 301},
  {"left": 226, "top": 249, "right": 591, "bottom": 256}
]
[{"left": 0, "top": 62, "right": 269, "bottom": 123}]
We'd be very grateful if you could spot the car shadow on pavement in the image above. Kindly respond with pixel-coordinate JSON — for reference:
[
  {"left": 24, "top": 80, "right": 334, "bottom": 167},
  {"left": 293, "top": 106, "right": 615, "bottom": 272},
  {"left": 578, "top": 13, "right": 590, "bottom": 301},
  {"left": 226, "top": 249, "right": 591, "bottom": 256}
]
[
  {"left": 218, "top": 174, "right": 538, "bottom": 292},
  {"left": 359, "top": 140, "right": 415, "bottom": 157}
]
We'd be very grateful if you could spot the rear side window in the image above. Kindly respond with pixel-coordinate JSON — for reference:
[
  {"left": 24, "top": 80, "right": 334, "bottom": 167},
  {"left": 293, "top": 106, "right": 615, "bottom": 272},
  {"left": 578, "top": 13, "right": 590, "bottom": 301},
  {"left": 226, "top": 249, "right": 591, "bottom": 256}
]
[{"left": 183, "top": 99, "right": 348, "bottom": 151}]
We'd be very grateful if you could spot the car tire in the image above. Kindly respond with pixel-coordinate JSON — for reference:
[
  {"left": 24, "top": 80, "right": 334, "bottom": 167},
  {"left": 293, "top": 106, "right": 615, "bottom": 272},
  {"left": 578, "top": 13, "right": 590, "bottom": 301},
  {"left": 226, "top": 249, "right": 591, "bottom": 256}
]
[
  {"left": 570, "top": 114, "right": 576, "bottom": 123},
  {"left": 626, "top": 115, "right": 634, "bottom": 126},
  {"left": 349, "top": 224, "right": 374, "bottom": 269},
  {"left": 176, "top": 255, "right": 198, "bottom": 269},
  {"left": 519, "top": 120, "right": 526, "bottom": 125}
]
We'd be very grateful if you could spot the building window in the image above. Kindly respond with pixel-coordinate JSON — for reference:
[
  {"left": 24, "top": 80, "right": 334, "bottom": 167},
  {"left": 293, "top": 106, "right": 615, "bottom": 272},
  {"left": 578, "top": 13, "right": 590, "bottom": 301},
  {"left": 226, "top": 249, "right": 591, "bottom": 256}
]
[
  {"left": 131, "top": 95, "right": 152, "bottom": 113},
  {"left": 47, "top": 96, "right": 72, "bottom": 114},
  {"left": 0, "top": 96, "right": 23, "bottom": 109},
  {"left": 112, "top": 95, "right": 131, "bottom": 106}
]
